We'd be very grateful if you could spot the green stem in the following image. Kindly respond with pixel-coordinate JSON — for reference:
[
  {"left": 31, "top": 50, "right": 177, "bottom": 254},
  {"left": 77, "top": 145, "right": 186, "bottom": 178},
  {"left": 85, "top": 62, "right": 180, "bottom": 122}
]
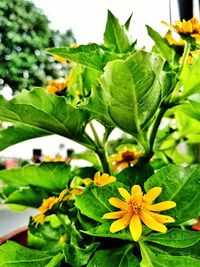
[
  {"left": 89, "top": 121, "right": 103, "bottom": 147},
  {"left": 148, "top": 105, "right": 167, "bottom": 158},
  {"left": 139, "top": 241, "right": 154, "bottom": 267},
  {"left": 96, "top": 147, "right": 110, "bottom": 174}
]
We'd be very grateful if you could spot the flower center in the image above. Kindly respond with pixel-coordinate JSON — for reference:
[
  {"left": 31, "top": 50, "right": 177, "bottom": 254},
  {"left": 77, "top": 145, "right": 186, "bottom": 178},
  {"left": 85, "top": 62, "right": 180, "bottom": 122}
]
[
  {"left": 129, "top": 197, "right": 147, "bottom": 215},
  {"left": 122, "top": 151, "right": 136, "bottom": 162}
]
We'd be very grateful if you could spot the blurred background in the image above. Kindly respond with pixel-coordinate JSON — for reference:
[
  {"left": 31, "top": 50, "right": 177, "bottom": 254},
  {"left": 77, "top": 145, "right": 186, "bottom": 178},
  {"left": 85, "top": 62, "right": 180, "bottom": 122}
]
[{"left": 0, "top": 0, "right": 199, "bottom": 236}]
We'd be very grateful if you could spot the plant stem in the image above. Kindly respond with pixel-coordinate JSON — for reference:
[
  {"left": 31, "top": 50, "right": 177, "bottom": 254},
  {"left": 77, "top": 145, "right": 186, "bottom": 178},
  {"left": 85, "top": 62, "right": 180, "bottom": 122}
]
[
  {"left": 139, "top": 241, "right": 154, "bottom": 267},
  {"left": 148, "top": 105, "right": 167, "bottom": 158},
  {"left": 96, "top": 147, "right": 110, "bottom": 174},
  {"left": 89, "top": 121, "right": 103, "bottom": 147}
]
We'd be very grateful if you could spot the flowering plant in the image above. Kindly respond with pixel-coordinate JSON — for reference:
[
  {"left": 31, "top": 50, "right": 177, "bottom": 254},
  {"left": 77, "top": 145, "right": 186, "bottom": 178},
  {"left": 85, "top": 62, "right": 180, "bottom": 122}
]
[{"left": 0, "top": 11, "right": 200, "bottom": 266}]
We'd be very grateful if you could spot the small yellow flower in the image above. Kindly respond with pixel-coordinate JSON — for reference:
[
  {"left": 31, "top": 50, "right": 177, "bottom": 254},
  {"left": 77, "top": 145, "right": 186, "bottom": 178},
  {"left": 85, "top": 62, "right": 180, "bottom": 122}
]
[
  {"left": 65, "top": 188, "right": 84, "bottom": 200},
  {"left": 70, "top": 43, "right": 79, "bottom": 48},
  {"left": 102, "top": 185, "right": 176, "bottom": 241},
  {"left": 38, "top": 196, "right": 58, "bottom": 213},
  {"left": 162, "top": 17, "right": 200, "bottom": 42},
  {"left": 46, "top": 80, "right": 67, "bottom": 94},
  {"left": 33, "top": 213, "right": 45, "bottom": 226},
  {"left": 43, "top": 154, "right": 64, "bottom": 162},
  {"left": 109, "top": 148, "right": 141, "bottom": 171},
  {"left": 165, "top": 33, "right": 185, "bottom": 46},
  {"left": 83, "top": 171, "right": 116, "bottom": 186},
  {"left": 53, "top": 55, "right": 66, "bottom": 63}
]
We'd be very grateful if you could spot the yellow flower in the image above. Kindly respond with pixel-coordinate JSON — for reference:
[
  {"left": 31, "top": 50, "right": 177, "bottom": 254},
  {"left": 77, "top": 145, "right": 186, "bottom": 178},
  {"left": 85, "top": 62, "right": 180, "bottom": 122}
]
[
  {"left": 179, "top": 50, "right": 200, "bottom": 64},
  {"left": 165, "top": 33, "right": 185, "bottom": 46},
  {"left": 109, "top": 148, "right": 141, "bottom": 171},
  {"left": 70, "top": 43, "right": 79, "bottom": 48},
  {"left": 46, "top": 80, "right": 67, "bottom": 94},
  {"left": 53, "top": 55, "right": 66, "bottom": 63},
  {"left": 38, "top": 196, "right": 58, "bottom": 213},
  {"left": 33, "top": 213, "right": 45, "bottom": 226},
  {"left": 83, "top": 171, "right": 116, "bottom": 186},
  {"left": 65, "top": 188, "right": 84, "bottom": 200},
  {"left": 162, "top": 17, "right": 200, "bottom": 42},
  {"left": 102, "top": 185, "right": 176, "bottom": 241},
  {"left": 43, "top": 154, "right": 64, "bottom": 162}
]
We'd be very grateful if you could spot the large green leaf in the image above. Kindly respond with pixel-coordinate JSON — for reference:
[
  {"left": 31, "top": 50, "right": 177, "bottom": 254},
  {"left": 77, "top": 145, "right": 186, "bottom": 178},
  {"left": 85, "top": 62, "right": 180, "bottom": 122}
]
[
  {"left": 0, "top": 88, "right": 95, "bottom": 150},
  {"left": 83, "top": 50, "right": 173, "bottom": 136},
  {"left": 87, "top": 244, "right": 140, "bottom": 267},
  {"left": 180, "top": 100, "right": 200, "bottom": 122},
  {"left": 145, "top": 229, "right": 200, "bottom": 248},
  {"left": 0, "top": 241, "right": 63, "bottom": 267},
  {"left": 179, "top": 57, "right": 200, "bottom": 98},
  {"left": 47, "top": 43, "right": 122, "bottom": 71},
  {"left": 144, "top": 164, "right": 200, "bottom": 224},
  {"left": 0, "top": 162, "right": 70, "bottom": 191},
  {"left": 146, "top": 25, "right": 175, "bottom": 66},
  {"left": 75, "top": 182, "right": 127, "bottom": 222},
  {"left": 104, "top": 10, "right": 131, "bottom": 53},
  {"left": 6, "top": 187, "right": 49, "bottom": 207}
]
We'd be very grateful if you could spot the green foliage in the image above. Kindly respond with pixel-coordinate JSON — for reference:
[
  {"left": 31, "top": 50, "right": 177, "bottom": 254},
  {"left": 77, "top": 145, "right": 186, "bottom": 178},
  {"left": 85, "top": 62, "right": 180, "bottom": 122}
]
[
  {"left": 0, "top": 9, "right": 200, "bottom": 267},
  {"left": 0, "top": 0, "right": 75, "bottom": 92}
]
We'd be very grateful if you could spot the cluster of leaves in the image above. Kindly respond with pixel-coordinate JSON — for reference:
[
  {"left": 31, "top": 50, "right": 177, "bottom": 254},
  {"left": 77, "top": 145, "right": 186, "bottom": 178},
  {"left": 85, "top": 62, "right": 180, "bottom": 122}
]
[
  {"left": 0, "top": 0, "right": 76, "bottom": 93},
  {"left": 0, "top": 10, "right": 200, "bottom": 267}
]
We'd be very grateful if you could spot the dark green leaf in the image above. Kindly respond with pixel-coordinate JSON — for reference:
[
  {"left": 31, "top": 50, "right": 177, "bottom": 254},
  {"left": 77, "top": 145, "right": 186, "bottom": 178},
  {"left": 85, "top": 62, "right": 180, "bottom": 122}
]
[
  {"left": 145, "top": 229, "right": 200, "bottom": 248},
  {"left": 87, "top": 244, "right": 140, "bottom": 267},
  {"left": 0, "top": 241, "right": 63, "bottom": 267},
  {"left": 47, "top": 44, "right": 122, "bottom": 71},
  {"left": 6, "top": 187, "right": 49, "bottom": 207},
  {"left": 104, "top": 10, "right": 131, "bottom": 53},
  {"left": 0, "top": 162, "right": 70, "bottom": 191},
  {"left": 144, "top": 164, "right": 200, "bottom": 224}
]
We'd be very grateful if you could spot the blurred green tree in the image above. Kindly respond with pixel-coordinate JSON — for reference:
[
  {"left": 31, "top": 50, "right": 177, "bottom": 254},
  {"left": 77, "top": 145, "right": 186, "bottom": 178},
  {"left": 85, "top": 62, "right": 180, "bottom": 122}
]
[{"left": 0, "top": 0, "right": 76, "bottom": 93}]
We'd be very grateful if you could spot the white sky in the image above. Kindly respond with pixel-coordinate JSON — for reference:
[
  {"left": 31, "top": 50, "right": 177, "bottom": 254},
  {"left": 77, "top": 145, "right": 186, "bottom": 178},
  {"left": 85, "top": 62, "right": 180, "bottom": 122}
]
[{"left": 0, "top": 0, "right": 180, "bottom": 160}]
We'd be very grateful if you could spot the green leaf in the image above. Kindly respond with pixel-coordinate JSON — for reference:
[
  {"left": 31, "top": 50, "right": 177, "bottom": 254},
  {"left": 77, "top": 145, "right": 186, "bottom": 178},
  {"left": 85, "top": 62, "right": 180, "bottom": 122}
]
[
  {"left": 146, "top": 25, "right": 175, "bottom": 66},
  {"left": 0, "top": 162, "right": 70, "bottom": 191},
  {"left": 75, "top": 182, "right": 126, "bottom": 222},
  {"left": 144, "top": 164, "right": 200, "bottom": 224},
  {"left": 84, "top": 50, "right": 173, "bottom": 136},
  {"left": 82, "top": 222, "right": 132, "bottom": 241},
  {"left": 0, "top": 241, "right": 63, "bottom": 267},
  {"left": 180, "top": 100, "right": 200, "bottom": 122},
  {"left": 116, "top": 162, "right": 154, "bottom": 187},
  {"left": 104, "top": 10, "right": 131, "bottom": 53},
  {"left": 6, "top": 187, "right": 49, "bottom": 207},
  {"left": 0, "top": 123, "right": 48, "bottom": 151},
  {"left": 87, "top": 244, "right": 140, "bottom": 267},
  {"left": 179, "top": 57, "right": 200, "bottom": 98},
  {"left": 0, "top": 88, "right": 95, "bottom": 150},
  {"left": 124, "top": 13, "right": 133, "bottom": 31},
  {"left": 47, "top": 43, "right": 122, "bottom": 71},
  {"left": 145, "top": 229, "right": 200, "bottom": 248}
]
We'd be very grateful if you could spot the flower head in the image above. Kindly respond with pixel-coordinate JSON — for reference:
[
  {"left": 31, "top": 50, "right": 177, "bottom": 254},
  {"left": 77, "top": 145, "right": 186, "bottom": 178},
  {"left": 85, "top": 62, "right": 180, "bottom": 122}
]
[
  {"left": 109, "top": 147, "right": 141, "bottom": 171},
  {"left": 38, "top": 196, "right": 58, "bottom": 213},
  {"left": 165, "top": 33, "right": 185, "bottom": 46},
  {"left": 47, "top": 80, "right": 67, "bottom": 94},
  {"left": 102, "top": 185, "right": 176, "bottom": 241},
  {"left": 162, "top": 17, "right": 200, "bottom": 42},
  {"left": 83, "top": 171, "right": 116, "bottom": 186}
]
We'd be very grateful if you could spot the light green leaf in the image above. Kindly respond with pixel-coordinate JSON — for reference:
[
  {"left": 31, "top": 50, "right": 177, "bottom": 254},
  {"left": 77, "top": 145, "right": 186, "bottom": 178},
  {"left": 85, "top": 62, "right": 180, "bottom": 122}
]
[
  {"left": 104, "top": 10, "right": 131, "bottom": 53},
  {"left": 47, "top": 43, "right": 122, "bottom": 71},
  {"left": 179, "top": 57, "right": 200, "bottom": 98},
  {"left": 0, "top": 241, "right": 63, "bottom": 267},
  {"left": 146, "top": 25, "right": 175, "bottom": 66},
  {"left": 180, "top": 100, "right": 200, "bottom": 122},
  {"left": 87, "top": 244, "right": 140, "bottom": 267},
  {"left": 144, "top": 164, "right": 200, "bottom": 224},
  {"left": 84, "top": 50, "right": 173, "bottom": 136},
  {"left": 145, "top": 229, "right": 200, "bottom": 248},
  {"left": 75, "top": 182, "right": 126, "bottom": 222},
  {"left": 0, "top": 88, "right": 95, "bottom": 150},
  {"left": 0, "top": 162, "right": 70, "bottom": 191}
]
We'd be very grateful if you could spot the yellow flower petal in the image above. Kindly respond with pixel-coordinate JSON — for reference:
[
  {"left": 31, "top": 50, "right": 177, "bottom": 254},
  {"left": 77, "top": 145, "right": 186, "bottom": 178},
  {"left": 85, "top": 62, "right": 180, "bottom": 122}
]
[
  {"left": 140, "top": 212, "right": 167, "bottom": 233},
  {"left": 149, "top": 201, "right": 176, "bottom": 211},
  {"left": 143, "top": 187, "right": 162, "bottom": 203},
  {"left": 110, "top": 212, "right": 132, "bottom": 233},
  {"left": 146, "top": 211, "right": 175, "bottom": 224},
  {"left": 182, "top": 21, "right": 193, "bottom": 33},
  {"left": 83, "top": 178, "right": 92, "bottom": 185},
  {"left": 109, "top": 197, "right": 129, "bottom": 210},
  {"left": 102, "top": 210, "right": 128, "bottom": 219},
  {"left": 131, "top": 185, "right": 142, "bottom": 198},
  {"left": 129, "top": 214, "right": 142, "bottom": 241},
  {"left": 118, "top": 188, "right": 131, "bottom": 202}
]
